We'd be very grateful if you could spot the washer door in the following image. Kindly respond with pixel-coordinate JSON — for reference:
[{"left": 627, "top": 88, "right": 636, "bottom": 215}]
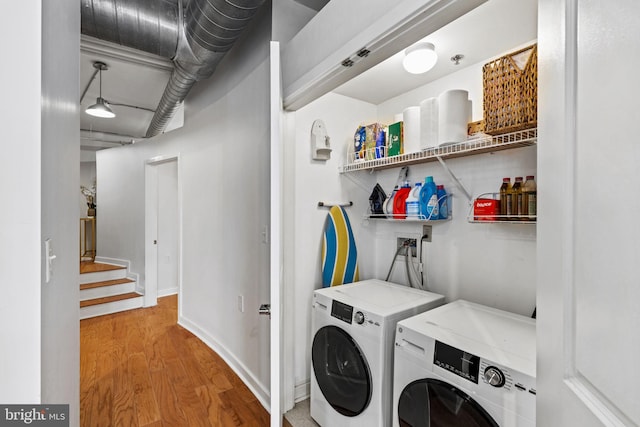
[
  {"left": 312, "top": 325, "right": 372, "bottom": 416},
  {"left": 398, "top": 378, "right": 499, "bottom": 427}
]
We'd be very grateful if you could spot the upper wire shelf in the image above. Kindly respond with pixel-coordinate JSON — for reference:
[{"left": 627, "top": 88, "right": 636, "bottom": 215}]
[{"left": 339, "top": 128, "right": 537, "bottom": 173}]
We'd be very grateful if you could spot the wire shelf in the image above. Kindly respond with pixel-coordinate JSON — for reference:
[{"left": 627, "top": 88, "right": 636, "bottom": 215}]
[
  {"left": 366, "top": 194, "right": 452, "bottom": 222},
  {"left": 468, "top": 215, "right": 537, "bottom": 224},
  {"left": 340, "top": 128, "right": 537, "bottom": 173},
  {"left": 468, "top": 192, "right": 537, "bottom": 224}
]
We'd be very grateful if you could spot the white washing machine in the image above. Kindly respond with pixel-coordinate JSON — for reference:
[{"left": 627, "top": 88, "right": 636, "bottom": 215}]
[
  {"left": 310, "top": 279, "right": 445, "bottom": 427},
  {"left": 392, "top": 300, "right": 536, "bottom": 427}
]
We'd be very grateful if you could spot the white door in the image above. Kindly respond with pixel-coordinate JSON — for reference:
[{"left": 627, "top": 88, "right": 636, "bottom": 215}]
[
  {"left": 145, "top": 155, "right": 181, "bottom": 308},
  {"left": 156, "top": 160, "right": 179, "bottom": 297},
  {"left": 270, "top": 41, "right": 284, "bottom": 427},
  {"left": 538, "top": 0, "right": 640, "bottom": 425}
]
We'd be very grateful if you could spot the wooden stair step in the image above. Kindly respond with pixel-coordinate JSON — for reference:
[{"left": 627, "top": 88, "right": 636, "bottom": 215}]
[
  {"left": 80, "top": 278, "right": 134, "bottom": 291},
  {"left": 80, "top": 261, "right": 126, "bottom": 274},
  {"left": 80, "top": 292, "right": 142, "bottom": 308}
]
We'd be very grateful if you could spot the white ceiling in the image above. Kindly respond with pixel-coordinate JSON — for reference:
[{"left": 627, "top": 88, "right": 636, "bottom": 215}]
[
  {"left": 80, "top": 37, "right": 173, "bottom": 149},
  {"left": 79, "top": 0, "right": 537, "bottom": 149},
  {"left": 334, "top": 0, "right": 538, "bottom": 104}
]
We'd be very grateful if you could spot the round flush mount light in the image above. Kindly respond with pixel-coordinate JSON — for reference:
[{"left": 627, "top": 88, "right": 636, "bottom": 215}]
[{"left": 403, "top": 42, "right": 438, "bottom": 74}]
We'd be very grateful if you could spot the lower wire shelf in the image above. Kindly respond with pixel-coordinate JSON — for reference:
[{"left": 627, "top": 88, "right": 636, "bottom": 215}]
[{"left": 468, "top": 215, "right": 537, "bottom": 224}]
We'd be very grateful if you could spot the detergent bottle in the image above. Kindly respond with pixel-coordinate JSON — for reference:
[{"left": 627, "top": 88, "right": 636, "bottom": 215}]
[
  {"left": 419, "top": 176, "right": 439, "bottom": 220},
  {"left": 393, "top": 181, "right": 412, "bottom": 219},
  {"left": 405, "top": 182, "right": 422, "bottom": 219},
  {"left": 437, "top": 185, "right": 448, "bottom": 219}
]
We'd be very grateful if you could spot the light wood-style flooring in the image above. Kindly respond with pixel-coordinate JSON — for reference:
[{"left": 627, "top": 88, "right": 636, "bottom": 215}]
[{"left": 80, "top": 295, "right": 270, "bottom": 426}]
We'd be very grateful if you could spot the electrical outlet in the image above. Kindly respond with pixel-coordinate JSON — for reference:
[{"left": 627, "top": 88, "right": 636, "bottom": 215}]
[
  {"left": 237, "top": 295, "right": 244, "bottom": 313},
  {"left": 422, "top": 225, "right": 432, "bottom": 242},
  {"left": 397, "top": 237, "right": 417, "bottom": 257}
]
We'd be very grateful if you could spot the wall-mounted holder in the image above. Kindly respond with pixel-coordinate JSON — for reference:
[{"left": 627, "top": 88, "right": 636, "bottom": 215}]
[{"left": 311, "top": 119, "right": 332, "bottom": 160}]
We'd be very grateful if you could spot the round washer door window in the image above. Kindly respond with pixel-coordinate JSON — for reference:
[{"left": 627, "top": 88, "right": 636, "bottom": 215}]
[
  {"left": 398, "top": 378, "right": 499, "bottom": 427},
  {"left": 312, "top": 325, "right": 372, "bottom": 416}
]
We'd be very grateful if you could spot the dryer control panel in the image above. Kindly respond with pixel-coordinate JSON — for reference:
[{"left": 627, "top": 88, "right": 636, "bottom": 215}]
[
  {"left": 434, "top": 340, "right": 480, "bottom": 384},
  {"left": 331, "top": 300, "right": 353, "bottom": 323}
]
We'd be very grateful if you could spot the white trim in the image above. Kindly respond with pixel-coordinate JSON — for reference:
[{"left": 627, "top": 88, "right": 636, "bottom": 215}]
[
  {"left": 565, "top": 377, "right": 635, "bottom": 427},
  {"left": 294, "top": 381, "right": 310, "bottom": 403},
  {"left": 81, "top": 35, "right": 173, "bottom": 72},
  {"left": 282, "top": 112, "right": 297, "bottom": 413},
  {"left": 282, "top": 0, "right": 485, "bottom": 110},
  {"left": 178, "top": 315, "right": 270, "bottom": 410},
  {"left": 94, "top": 256, "right": 129, "bottom": 268},
  {"left": 157, "top": 288, "right": 178, "bottom": 298},
  {"left": 270, "top": 41, "right": 283, "bottom": 427}
]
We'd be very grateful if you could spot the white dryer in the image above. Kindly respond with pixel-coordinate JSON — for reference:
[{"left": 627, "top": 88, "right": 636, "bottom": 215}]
[
  {"left": 392, "top": 300, "right": 536, "bottom": 427},
  {"left": 310, "top": 279, "right": 444, "bottom": 427}
]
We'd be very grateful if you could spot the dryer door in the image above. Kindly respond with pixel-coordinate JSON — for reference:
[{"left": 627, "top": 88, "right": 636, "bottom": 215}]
[
  {"left": 397, "top": 378, "right": 499, "bottom": 427},
  {"left": 312, "top": 325, "right": 372, "bottom": 416}
]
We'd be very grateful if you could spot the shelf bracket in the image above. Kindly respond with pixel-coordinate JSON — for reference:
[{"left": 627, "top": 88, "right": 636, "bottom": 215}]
[
  {"left": 341, "top": 170, "right": 372, "bottom": 193},
  {"left": 436, "top": 155, "right": 472, "bottom": 202}
]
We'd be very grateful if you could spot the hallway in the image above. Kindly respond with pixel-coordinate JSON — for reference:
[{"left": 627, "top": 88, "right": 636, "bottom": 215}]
[{"left": 80, "top": 295, "right": 269, "bottom": 426}]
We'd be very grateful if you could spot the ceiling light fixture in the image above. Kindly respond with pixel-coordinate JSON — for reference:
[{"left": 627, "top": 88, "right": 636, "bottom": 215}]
[
  {"left": 403, "top": 42, "right": 438, "bottom": 74},
  {"left": 86, "top": 62, "right": 115, "bottom": 118}
]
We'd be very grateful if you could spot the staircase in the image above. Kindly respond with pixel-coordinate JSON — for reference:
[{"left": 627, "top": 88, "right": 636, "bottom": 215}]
[{"left": 80, "top": 260, "right": 144, "bottom": 320}]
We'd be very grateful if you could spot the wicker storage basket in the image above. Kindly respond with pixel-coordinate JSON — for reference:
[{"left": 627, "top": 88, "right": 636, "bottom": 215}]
[{"left": 482, "top": 44, "right": 537, "bottom": 135}]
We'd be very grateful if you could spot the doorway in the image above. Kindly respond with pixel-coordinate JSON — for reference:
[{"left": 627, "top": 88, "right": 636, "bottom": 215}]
[{"left": 145, "top": 155, "right": 182, "bottom": 311}]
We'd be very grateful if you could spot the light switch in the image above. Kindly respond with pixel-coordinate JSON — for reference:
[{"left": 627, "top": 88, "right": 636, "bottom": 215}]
[{"left": 44, "top": 238, "right": 57, "bottom": 283}]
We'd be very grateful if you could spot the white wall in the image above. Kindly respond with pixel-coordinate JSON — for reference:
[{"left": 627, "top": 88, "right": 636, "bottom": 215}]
[
  {"left": 0, "top": 1, "right": 79, "bottom": 423},
  {"left": 287, "top": 92, "right": 379, "bottom": 398},
  {"left": 288, "top": 46, "right": 537, "bottom": 400},
  {"left": 272, "top": 0, "right": 318, "bottom": 43},
  {"left": 375, "top": 46, "right": 537, "bottom": 316},
  {"left": 97, "top": 5, "right": 273, "bottom": 407},
  {"left": 0, "top": 1, "right": 42, "bottom": 404},
  {"left": 41, "top": 0, "right": 81, "bottom": 423}
]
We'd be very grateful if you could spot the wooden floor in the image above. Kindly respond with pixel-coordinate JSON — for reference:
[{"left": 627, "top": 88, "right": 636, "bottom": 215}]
[
  {"left": 80, "top": 295, "right": 270, "bottom": 426},
  {"left": 80, "top": 260, "right": 124, "bottom": 274}
]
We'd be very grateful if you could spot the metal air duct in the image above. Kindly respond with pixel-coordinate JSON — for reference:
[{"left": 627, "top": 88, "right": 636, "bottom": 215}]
[
  {"left": 81, "top": 0, "right": 265, "bottom": 138},
  {"left": 81, "top": 0, "right": 180, "bottom": 59}
]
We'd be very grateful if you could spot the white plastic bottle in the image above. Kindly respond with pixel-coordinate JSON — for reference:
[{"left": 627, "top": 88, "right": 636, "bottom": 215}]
[{"left": 405, "top": 182, "right": 422, "bottom": 219}]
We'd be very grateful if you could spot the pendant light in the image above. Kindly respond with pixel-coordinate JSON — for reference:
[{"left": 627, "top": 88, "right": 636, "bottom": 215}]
[
  {"left": 86, "top": 62, "right": 116, "bottom": 118},
  {"left": 403, "top": 42, "right": 438, "bottom": 74}
]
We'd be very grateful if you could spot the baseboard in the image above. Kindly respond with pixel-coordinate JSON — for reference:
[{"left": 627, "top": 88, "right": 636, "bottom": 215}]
[
  {"left": 178, "top": 315, "right": 270, "bottom": 412},
  {"left": 294, "top": 380, "right": 310, "bottom": 403},
  {"left": 94, "top": 256, "right": 129, "bottom": 268},
  {"left": 157, "top": 287, "right": 178, "bottom": 298}
]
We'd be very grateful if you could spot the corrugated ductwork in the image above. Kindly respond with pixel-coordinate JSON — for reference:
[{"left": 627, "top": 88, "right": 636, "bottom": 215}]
[
  {"left": 81, "top": 0, "right": 179, "bottom": 59},
  {"left": 147, "top": 0, "right": 265, "bottom": 137},
  {"left": 80, "top": 0, "right": 265, "bottom": 138}
]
